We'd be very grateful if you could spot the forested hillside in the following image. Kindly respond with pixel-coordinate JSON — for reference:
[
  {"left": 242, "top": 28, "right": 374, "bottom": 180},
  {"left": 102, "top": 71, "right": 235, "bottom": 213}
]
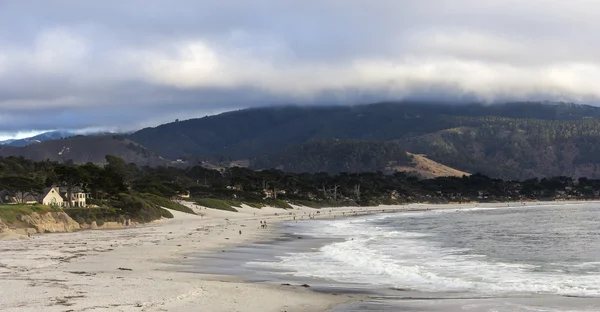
[
  {"left": 250, "top": 139, "right": 413, "bottom": 173},
  {"left": 0, "top": 135, "right": 169, "bottom": 166},
  {"left": 129, "top": 102, "right": 600, "bottom": 179},
  {"left": 5, "top": 102, "right": 600, "bottom": 179},
  {"left": 404, "top": 116, "right": 600, "bottom": 179}
]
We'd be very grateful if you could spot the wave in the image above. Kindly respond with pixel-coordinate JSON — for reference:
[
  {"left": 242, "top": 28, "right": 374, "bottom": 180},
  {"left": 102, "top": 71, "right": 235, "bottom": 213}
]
[{"left": 250, "top": 211, "right": 600, "bottom": 298}]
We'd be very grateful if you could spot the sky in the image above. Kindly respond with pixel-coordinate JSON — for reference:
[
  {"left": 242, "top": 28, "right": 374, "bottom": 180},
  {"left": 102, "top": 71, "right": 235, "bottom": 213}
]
[{"left": 1, "top": 0, "right": 599, "bottom": 140}]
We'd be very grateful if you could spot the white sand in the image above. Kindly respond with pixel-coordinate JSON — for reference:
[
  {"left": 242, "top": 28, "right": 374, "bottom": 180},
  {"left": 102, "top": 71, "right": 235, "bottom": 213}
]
[
  {"left": 0, "top": 202, "right": 395, "bottom": 312},
  {"left": 1, "top": 200, "right": 594, "bottom": 312}
]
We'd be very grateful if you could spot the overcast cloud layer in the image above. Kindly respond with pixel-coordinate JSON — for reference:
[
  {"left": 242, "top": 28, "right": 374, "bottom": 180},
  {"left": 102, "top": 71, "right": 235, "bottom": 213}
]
[{"left": 0, "top": 0, "right": 599, "bottom": 138}]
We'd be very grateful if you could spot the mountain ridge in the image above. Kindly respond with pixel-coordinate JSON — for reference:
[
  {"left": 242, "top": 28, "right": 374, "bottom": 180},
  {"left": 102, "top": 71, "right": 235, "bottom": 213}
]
[
  {"left": 0, "top": 134, "right": 170, "bottom": 166},
  {"left": 5, "top": 101, "right": 600, "bottom": 179}
]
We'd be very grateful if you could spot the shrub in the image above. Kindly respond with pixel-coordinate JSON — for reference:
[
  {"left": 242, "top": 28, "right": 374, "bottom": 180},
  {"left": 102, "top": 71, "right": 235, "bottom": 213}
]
[
  {"left": 0, "top": 204, "right": 59, "bottom": 226},
  {"left": 243, "top": 202, "right": 265, "bottom": 209},
  {"left": 96, "top": 219, "right": 105, "bottom": 226},
  {"left": 264, "top": 199, "right": 293, "bottom": 209},
  {"left": 195, "top": 198, "right": 238, "bottom": 212},
  {"left": 138, "top": 193, "right": 195, "bottom": 214},
  {"left": 86, "top": 198, "right": 103, "bottom": 206},
  {"left": 160, "top": 208, "right": 174, "bottom": 218},
  {"left": 63, "top": 207, "right": 123, "bottom": 224},
  {"left": 110, "top": 193, "right": 163, "bottom": 222}
]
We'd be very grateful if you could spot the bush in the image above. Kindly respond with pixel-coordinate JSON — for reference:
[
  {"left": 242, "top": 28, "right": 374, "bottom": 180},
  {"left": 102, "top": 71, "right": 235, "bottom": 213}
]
[
  {"left": 96, "top": 219, "right": 105, "bottom": 226},
  {"left": 243, "top": 202, "right": 265, "bottom": 209},
  {"left": 138, "top": 193, "right": 196, "bottom": 214},
  {"left": 228, "top": 201, "right": 243, "bottom": 208},
  {"left": 86, "top": 198, "right": 103, "bottom": 206},
  {"left": 160, "top": 208, "right": 174, "bottom": 218},
  {"left": 110, "top": 193, "right": 163, "bottom": 222},
  {"left": 264, "top": 199, "right": 293, "bottom": 209},
  {"left": 195, "top": 198, "right": 238, "bottom": 212},
  {"left": 63, "top": 207, "right": 123, "bottom": 224},
  {"left": 0, "top": 204, "right": 60, "bottom": 227}
]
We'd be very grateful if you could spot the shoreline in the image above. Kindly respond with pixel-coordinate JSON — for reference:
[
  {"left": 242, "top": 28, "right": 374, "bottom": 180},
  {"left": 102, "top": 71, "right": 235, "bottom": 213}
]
[
  {"left": 1, "top": 200, "right": 599, "bottom": 311},
  {"left": 0, "top": 202, "right": 392, "bottom": 312}
]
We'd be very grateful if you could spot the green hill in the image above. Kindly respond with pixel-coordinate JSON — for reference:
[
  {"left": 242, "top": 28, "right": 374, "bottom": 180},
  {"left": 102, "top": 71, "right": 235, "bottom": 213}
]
[
  {"left": 128, "top": 101, "right": 600, "bottom": 179},
  {"left": 0, "top": 135, "right": 169, "bottom": 166},
  {"left": 250, "top": 139, "right": 413, "bottom": 174},
  {"left": 5, "top": 101, "right": 600, "bottom": 180},
  {"left": 403, "top": 116, "right": 600, "bottom": 179},
  {"left": 134, "top": 101, "right": 594, "bottom": 160}
]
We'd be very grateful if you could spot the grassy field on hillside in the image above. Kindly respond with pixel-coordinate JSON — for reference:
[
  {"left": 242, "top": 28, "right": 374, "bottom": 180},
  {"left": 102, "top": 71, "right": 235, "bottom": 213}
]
[{"left": 0, "top": 204, "right": 61, "bottom": 226}]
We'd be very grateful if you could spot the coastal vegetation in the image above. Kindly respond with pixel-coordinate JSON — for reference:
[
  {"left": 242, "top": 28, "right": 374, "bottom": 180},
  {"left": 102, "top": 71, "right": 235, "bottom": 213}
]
[
  {"left": 0, "top": 204, "right": 61, "bottom": 226},
  {"left": 3, "top": 154, "right": 600, "bottom": 228},
  {"left": 194, "top": 198, "right": 240, "bottom": 212}
]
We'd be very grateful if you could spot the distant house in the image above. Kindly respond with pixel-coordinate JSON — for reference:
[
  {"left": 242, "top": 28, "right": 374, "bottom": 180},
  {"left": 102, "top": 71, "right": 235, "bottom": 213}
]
[
  {"left": 60, "top": 187, "right": 89, "bottom": 207},
  {"left": 0, "top": 186, "right": 89, "bottom": 207},
  {"left": 263, "top": 189, "right": 286, "bottom": 199},
  {"left": 39, "top": 186, "right": 64, "bottom": 207},
  {"left": 0, "top": 189, "right": 32, "bottom": 204},
  {"left": 179, "top": 191, "right": 190, "bottom": 199},
  {"left": 173, "top": 190, "right": 190, "bottom": 200},
  {"left": 8, "top": 191, "right": 39, "bottom": 204}
]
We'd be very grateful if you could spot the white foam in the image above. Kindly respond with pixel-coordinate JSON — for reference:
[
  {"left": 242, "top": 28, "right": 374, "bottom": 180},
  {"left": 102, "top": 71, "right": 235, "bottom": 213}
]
[{"left": 250, "top": 213, "right": 600, "bottom": 298}]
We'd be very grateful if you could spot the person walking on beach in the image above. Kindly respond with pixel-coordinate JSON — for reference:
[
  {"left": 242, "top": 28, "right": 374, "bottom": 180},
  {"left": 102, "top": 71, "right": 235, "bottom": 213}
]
[{"left": 239, "top": 230, "right": 242, "bottom": 235}]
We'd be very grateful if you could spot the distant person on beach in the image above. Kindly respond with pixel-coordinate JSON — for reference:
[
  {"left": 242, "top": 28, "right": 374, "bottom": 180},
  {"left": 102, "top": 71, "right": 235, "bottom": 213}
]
[{"left": 239, "top": 230, "right": 242, "bottom": 235}]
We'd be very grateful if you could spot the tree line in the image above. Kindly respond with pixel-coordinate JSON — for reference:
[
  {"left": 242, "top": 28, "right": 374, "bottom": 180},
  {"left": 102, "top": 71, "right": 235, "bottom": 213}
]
[{"left": 2, "top": 155, "right": 600, "bottom": 215}]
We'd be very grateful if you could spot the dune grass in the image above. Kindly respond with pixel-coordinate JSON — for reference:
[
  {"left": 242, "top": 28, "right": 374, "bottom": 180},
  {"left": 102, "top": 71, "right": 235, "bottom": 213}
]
[
  {"left": 242, "top": 202, "right": 265, "bottom": 209},
  {"left": 263, "top": 199, "right": 293, "bottom": 209},
  {"left": 0, "top": 204, "right": 61, "bottom": 226},
  {"left": 138, "top": 193, "right": 196, "bottom": 214},
  {"left": 194, "top": 198, "right": 239, "bottom": 212}
]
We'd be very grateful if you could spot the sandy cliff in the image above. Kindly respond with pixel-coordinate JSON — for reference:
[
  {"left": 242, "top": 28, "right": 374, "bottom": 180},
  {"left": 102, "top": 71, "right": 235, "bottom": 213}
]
[
  {"left": 0, "top": 211, "right": 81, "bottom": 239},
  {"left": 18, "top": 211, "right": 81, "bottom": 233}
]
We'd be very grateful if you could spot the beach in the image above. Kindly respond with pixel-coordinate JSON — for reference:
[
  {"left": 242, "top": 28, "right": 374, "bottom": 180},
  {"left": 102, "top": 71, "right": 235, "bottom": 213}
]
[
  {"left": 235, "top": 201, "right": 600, "bottom": 312},
  {"left": 0, "top": 202, "right": 401, "bottom": 312},
  {"left": 2, "top": 201, "right": 598, "bottom": 312}
]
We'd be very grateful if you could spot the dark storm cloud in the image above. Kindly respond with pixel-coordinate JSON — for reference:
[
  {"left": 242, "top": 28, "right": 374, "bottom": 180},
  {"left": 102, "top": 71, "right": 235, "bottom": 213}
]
[{"left": 0, "top": 0, "right": 599, "bottom": 138}]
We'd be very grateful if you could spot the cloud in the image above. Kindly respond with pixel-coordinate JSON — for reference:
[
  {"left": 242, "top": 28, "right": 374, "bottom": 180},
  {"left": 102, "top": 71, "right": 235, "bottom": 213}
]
[{"left": 0, "top": 0, "right": 599, "bottom": 136}]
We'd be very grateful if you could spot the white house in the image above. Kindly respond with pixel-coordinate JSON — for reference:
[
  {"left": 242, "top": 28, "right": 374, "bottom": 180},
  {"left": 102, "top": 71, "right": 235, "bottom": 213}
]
[
  {"left": 39, "top": 187, "right": 64, "bottom": 207},
  {"left": 60, "top": 187, "right": 89, "bottom": 207}
]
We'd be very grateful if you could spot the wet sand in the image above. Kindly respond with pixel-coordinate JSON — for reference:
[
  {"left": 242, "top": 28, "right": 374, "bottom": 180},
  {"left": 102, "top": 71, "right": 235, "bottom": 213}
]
[
  {"left": 0, "top": 202, "right": 397, "bottom": 312},
  {"left": 184, "top": 201, "right": 600, "bottom": 312},
  {"left": 2, "top": 200, "right": 596, "bottom": 311}
]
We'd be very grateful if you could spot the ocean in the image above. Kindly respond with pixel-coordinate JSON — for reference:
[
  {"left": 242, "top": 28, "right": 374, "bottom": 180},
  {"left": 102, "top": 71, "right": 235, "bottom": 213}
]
[{"left": 191, "top": 204, "right": 600, "bottom": 311}]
